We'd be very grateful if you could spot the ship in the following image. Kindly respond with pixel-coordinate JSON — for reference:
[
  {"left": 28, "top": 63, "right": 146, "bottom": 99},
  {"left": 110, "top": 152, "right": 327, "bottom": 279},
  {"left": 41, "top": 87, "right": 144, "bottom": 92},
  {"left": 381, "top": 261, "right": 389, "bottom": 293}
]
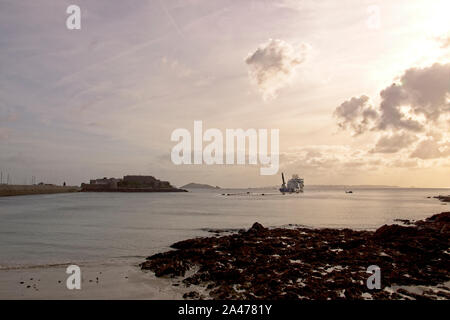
[{"left": 279, "top": 173, "right": 304, "bottom": 194}]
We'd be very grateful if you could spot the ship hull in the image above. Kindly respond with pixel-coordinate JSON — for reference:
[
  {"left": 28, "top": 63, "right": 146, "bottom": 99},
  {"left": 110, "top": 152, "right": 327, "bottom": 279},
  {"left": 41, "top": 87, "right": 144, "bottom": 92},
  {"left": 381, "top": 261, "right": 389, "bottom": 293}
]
[{"left": 279, "top": 188, "right": 303, "bottom": 194}]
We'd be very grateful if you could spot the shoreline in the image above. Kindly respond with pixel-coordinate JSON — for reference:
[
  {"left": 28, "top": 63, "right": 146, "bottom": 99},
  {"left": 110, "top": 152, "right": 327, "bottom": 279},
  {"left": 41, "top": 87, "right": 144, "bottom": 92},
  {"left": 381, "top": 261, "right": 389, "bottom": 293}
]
[{"left": 141, "top": 211, "right": 450, "bottom": 300}]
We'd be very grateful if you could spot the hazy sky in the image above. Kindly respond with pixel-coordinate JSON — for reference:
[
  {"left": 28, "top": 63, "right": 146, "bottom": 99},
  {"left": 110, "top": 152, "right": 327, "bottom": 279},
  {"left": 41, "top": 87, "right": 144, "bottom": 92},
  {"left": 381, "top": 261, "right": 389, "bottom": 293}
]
[{"left": 0, "top": 0, "right": 449, "bottom": 188}]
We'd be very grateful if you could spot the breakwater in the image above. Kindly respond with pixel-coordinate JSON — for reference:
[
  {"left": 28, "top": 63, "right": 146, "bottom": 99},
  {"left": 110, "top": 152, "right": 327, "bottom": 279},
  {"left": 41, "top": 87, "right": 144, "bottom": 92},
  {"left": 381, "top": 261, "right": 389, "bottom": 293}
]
[{"left": 0, "top": 185, "right": 80, "bottom": 197}]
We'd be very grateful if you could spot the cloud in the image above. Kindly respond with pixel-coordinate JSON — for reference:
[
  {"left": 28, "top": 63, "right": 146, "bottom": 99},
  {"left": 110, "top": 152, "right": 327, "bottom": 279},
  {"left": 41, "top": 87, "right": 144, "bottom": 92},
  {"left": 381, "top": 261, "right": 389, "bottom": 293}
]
[
  {"left": 444, "top": 38, "right": 450, "bottom": 48},
  {"left": 410, "top": 139, "right": 450, "bottom": 159},
  {"left": 280, "top": 145, "right": 423, "bottom": 178},
  {"left": 335, "top": 63, "right": 450, "bottom": 159},
  {"left": 282, "top": 145, "right": 383, "bottom": 172},
  {"left": 377, "top": 83, "right": 423, "bottom": 132},
  {"left": 377, "top": 63, "right": 450, "bottom": 132},
  {"left": 399, "top": 63, "right": 450, "bottom": 121},
  {"left": 333, "top": 95, "right": 378, "bottom": 135},
  {"left": 436, "top": 34, "right": 450, "bottom": 48},
  {"left": 370, "top": 132, "right": 416, "bottom": 153},
  {"left": 245, "top": 39, "right": 309, "bottom": 100},
  {"left": 335, "top": 63, "right": 450, "bottom": 134},
  {"left": 388, "top": 159, "right": 418, "bottom": 168}
]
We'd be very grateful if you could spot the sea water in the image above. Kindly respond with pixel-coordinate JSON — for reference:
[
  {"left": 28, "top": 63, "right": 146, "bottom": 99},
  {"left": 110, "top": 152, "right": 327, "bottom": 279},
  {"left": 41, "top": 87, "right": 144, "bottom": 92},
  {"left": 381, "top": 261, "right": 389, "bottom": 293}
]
[{"left": 0, "top": 187, "right": 448, "bottom": 269}]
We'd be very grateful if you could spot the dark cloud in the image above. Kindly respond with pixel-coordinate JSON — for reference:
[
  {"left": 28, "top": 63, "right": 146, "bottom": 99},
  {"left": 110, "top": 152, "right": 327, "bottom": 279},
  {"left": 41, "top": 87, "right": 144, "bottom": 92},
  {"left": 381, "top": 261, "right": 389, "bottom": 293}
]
[
  {"left": 377, "top": 63, "right": 450, "bottom": 131},
  {"left": 333, "top": 95, "right": 378, "bottom": 135},
  {"left": 377, "top": 83, "right": 423, "bottom": 131},
  {"left": 400, "top": 63, "right": 450, "bottom": 121}
]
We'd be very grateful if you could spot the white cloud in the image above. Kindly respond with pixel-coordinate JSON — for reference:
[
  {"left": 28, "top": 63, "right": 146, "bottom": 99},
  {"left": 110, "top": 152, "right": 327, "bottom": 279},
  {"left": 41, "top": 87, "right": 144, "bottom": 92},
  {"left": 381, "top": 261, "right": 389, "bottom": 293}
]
[
  {"left": 245, "top": 39, "right": 309, "bottom": 100},
  {"left": 371, "top": 133, "right": 416, "bottom": 154},
  {"left": 436, "top": 34, "right": 450, "bottom": 48},
  {"left": 410, "top": 139, "right": 450, "bottom": 159},
  {"left": 335, "top": 63, "right": 450, "bottom": 134},
  {"left": 280, "top": 144, "right": 423, "bottom": 178},
  {"left": 335, "top": 62, "right": 450, "bottom": 159}
]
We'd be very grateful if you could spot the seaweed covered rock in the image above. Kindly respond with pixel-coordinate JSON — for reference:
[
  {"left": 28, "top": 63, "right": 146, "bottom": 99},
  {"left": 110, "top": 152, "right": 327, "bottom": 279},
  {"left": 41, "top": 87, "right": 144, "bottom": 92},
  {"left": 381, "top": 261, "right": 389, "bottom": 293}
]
[{"left": 141, "top": 213, "right": 450, "bottom": 300}]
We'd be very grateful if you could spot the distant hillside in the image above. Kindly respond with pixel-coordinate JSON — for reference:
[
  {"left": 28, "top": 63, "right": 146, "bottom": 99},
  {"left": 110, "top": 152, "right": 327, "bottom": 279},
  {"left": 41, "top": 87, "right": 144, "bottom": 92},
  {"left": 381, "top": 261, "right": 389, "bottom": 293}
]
[{"left": 182, "top": 183, "right": 220, "bottom": 189}]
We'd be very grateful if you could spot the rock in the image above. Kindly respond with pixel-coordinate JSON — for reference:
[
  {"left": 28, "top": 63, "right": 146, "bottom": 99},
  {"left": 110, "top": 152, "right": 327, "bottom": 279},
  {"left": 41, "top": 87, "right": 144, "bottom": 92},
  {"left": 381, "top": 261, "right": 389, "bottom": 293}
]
[
  {"left": 183, "top": 291, "right": 200, "bottom": 299},
  {"left": 246, "top": 222, "right": 266, "bottom": 234},
  {"left": 141, "top": 212, "right": 450, "bottom": 300},
  {"left": 393, "top": 219, "right": 413, "bottom": 225},
  {"left": 425, "top": 211, "right": 450, "bottom": 222},
  {"left": 433, "top": 195, "right": 450, "bottom": 202},
  {"left": 373, "top": 224, "right": 418, "bottom": 240}
]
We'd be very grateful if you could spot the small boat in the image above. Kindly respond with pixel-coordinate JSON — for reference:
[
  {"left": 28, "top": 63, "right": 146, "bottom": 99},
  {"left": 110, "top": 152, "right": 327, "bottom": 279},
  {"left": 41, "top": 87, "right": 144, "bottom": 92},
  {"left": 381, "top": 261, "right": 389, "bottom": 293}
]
[
  {"left": 345, "top": 190, "right": 353, "bottom": 194},
  {"left": 279, "top": 173, "right": 304, "bottom": 194}
]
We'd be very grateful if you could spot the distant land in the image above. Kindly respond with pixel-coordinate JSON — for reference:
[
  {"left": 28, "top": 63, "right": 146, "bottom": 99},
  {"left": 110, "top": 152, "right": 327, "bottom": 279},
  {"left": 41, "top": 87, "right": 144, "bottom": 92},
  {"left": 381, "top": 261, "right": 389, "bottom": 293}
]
[
  {"left": 181, "top": 183, "right": 221, "bottom": 189},
  {"left": 306, "top": 184, "right": 401, "bottom": 189},
  {"left": 258, "top": 184, "right": 402, "bottom": 190}
]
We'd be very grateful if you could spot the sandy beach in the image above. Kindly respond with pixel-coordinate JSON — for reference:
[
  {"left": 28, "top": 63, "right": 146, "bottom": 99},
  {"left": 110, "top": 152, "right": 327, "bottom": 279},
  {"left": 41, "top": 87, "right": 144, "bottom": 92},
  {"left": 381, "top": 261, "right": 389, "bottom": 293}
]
[{"left": 0, "top": 258, "right": 190, "bottom": 299}]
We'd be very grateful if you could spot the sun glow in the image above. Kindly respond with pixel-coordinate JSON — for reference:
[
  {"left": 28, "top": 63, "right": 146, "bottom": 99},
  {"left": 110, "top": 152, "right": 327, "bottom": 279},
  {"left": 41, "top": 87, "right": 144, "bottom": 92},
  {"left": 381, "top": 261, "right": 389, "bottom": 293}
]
[
  {"left": 401, "top": 0, "right": 450, "bottom": 67},
  {"left": 425, "top": 0, "right": 450, "bottom": 35}
]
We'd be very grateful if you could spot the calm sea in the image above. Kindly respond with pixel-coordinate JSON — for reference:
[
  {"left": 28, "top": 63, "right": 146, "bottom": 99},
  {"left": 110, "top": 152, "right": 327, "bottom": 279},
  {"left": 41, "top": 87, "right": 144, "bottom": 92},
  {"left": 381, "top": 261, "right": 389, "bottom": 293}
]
[{"left": 0, "top": 187, "right": 448, "bottom": 269}]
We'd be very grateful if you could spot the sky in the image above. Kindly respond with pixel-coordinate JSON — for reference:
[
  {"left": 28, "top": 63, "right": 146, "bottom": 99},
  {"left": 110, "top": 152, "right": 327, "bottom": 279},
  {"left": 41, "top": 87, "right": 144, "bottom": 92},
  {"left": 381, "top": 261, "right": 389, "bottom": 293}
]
[{"left": 0, "top": 0, "right": 449, "bottom": 188}]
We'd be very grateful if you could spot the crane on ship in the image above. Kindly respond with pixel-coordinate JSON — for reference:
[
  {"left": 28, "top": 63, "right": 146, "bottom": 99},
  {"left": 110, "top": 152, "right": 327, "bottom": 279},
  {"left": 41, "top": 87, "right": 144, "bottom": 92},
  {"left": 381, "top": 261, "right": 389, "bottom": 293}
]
[{"left": 279, "top": 172, "right": 304, "bottom": 194}]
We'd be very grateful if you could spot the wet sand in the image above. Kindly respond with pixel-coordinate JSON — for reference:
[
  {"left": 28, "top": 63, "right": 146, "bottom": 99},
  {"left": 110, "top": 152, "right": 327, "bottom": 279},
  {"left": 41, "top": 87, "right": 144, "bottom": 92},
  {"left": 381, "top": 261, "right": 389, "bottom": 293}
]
[{"left": 0, "top": 258, "right": 188, "bottom": 299}]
